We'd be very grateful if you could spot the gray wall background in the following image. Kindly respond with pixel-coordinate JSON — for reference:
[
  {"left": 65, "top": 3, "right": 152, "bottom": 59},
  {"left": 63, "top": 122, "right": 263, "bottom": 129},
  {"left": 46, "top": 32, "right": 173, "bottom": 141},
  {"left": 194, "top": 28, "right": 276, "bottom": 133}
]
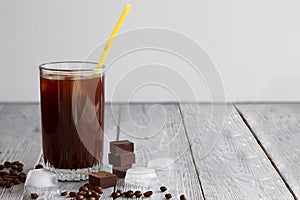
[{"left": 0, "top": 0, "right": 299, "bottom": 102}]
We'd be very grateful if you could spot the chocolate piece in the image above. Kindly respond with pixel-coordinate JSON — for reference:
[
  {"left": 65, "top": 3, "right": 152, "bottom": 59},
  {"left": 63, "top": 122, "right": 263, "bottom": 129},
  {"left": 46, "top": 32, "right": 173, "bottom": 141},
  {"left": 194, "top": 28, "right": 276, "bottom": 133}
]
[
  {"left": 110, "top": 140, "right": 134, "bottom": 154},
  {"left": 112, "top": 165, "right": 132, "bottom": 178},
  {"left": 180, "top": 194, "right": 187, "bottom": 200},
  {"left": 89, "top": 171, "right": 118, "bottom": 189},
  {"left": 61, "top": 191, "right": 68, "bottom": 196},
  {"left": 108, "top": 153, "right": 135, "bottom": 166},
  {"left": 165, "top": 193, "right": 172, "bottom": 199},
  {"left": 144, "top": 191, "right": 153, "bottom": 197}
]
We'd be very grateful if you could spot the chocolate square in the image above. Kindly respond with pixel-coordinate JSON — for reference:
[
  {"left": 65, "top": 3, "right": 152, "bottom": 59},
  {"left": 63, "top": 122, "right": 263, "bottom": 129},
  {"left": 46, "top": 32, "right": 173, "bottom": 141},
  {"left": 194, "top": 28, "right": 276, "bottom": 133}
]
[
  {"left": 110, "top": 140, "right": 134, "bottom": 154},
  {"left": 112, "top": 165, "right": 132, "bottom": 178},
  {"left": 89, "top": 171, "right": 118, "bottom": 189},
  {"left": 108, "top": 152, "right": 135, "bottom": 166}
]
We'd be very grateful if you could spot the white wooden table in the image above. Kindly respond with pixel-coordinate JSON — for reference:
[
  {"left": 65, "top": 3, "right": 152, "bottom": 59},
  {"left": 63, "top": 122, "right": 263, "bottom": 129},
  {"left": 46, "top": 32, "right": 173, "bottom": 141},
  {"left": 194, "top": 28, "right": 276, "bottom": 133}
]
[{"left": 0, "top": 103, "right": 299, "bottom": 200}]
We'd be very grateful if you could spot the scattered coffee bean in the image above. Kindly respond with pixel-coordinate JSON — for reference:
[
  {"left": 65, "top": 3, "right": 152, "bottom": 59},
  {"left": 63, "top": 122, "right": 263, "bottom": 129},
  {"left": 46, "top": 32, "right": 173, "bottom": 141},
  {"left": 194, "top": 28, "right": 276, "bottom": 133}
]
[
  {"left": 91, "top": 191, "right": 100, "bottom": 198},
  {"left": 0, "top": 164, "right": 5, "bottom": 170},
  {"left": 10, "top": 169, "right": 17, "bottom": 175},
  {"left": 35, "top": 164, "right": 43, "bottom": 169},
  {"left": 92, "top": 186, "right": 103, "bottom": 194},
  {"left": 13, "top": 178, "right": 21, "bottom": 185},
  {"left": 165, "top": 193, "right": 172, "bottom": 199},
  {"left": 80, "top": 186, "right": 89, "bottom": 192},
  {"left": 84, "top": 183, "right": 91, "bottom": 189},
  {"left": 180, "top": 194, "right": 186, "bottom": 200},
  {"left": 111, "top": 191, "right": 121, "bottom": 198},
  {"left": 76, "top": 195, "right": 85, "bottom": 200},
  {"left": 16, "top": 166, "right": 23, "bottom": 172},
  {"left": 88, "top": 197, "right": 96, "bottom": 200},
  {"left": 11, "top": 165, "right": 18, "bottom": 170},
  {"left": 116, "top": 189, "right": 123, "bottom": 195},
  {"left": 134, "top": 190, "right": 143, "bottom": 198},
  {"left": 143, "top": 191, "right": 153, "bottom": 197},
  {"left": 125, "top": 190, "right": 134, "bottom": 197},
  {"left": 77, "top": 190, "right": 87, "bottom": 196},
  {"left": 31, "top": 193, "right": 39, "bottom": 199},
  {"left": 5, "top": 180, "right": 13, "bottom": 188},
  {"left": 69, "top": 191, "right": 77, "bottom": 197},
  {"left": 160, "top": 186, "right": 168, "bottom": 192},
  {"left": 61, "top": 191, "right": 68, "bottom": 196},
  {"left": 4, "top": 161, "right": 11, "bottom": 168}
]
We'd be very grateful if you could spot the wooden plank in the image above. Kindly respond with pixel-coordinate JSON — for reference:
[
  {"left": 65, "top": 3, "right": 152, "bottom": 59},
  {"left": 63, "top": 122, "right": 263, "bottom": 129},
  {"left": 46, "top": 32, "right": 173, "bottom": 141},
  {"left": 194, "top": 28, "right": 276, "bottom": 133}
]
[
  {"left": 0, "top": 103, "right": 120, "bottom": 199},
  {"left": 236, "top": 103, "right": 300, "bottom": 198},
  {"left": 116, "top": 103, "right": 204, "bottom": 200},
  {"left": 0, "top": 103, "right": 41, "bottom": 200},
  {"left": 180, "top": 104, "right": 294, "bottom": 199}
]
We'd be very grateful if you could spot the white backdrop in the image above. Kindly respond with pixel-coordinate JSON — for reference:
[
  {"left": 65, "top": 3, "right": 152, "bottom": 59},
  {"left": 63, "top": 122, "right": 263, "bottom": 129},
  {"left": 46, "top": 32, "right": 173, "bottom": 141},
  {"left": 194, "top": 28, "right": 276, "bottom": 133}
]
[{"left": 0, "top": 0, "right": 300, "bottom": 102}]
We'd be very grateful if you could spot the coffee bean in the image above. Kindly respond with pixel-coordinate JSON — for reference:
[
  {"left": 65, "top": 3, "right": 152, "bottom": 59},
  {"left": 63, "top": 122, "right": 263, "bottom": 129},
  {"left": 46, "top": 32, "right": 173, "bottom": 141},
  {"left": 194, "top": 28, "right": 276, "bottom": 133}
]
[
  {"left": 76, "top": 195, "right": 85, "bottom": 200},
  {"left": 5, "top": 181, "right": 13, "bottom": 188},
  {"left": 10, "top": 169, "right": 17, "bottom": 175},
  {"left": 79, "top": 186, "right": 89, "bottom": 192},
  {"left": 17, "top": 166, "right": 23, "bottom": 172},
  {"left": 13, "top": 178, "right": 21, "bottom": 185},
  {"left": 77, "top": 190, "right": 87, "bottom": 196},
  {"left": 84, "top": 183, "right": 91, "bottom": 189},
  {"left": 111, "top": 191, "right": 121, "bottom": 198},
  {"left": 91, "top": 191, "right": 100, "bottom": 198},
  {"left": 0, "top": 164, "right": 5, "bottom": 170},
  {"left": 134, "top": 190, "right": 143, "bottom": 198},
  {"left": 4, "top": 161, "right": 11, "bottom": 168},
  {"left": 31, "top": 193, "right": 39, "bottom": 199},
  {"left": 180, "top": 194, "right": 186, "bottom": 200},
  {"left": 160, "top": 186, "right": 168, "bottom": 192},
  {"left": 69, "top": 192, "right": 77, "bottom": 197},
  {"left": 35, "top": 164, "right": 43, "bottom": 169},
  {"left": 116, "top": 189, "right": 123, "bottom": 195},
  {"left": 11, "top": 165, "right": 18, "bottom": 170},
  {"left": 61, "top": 191, "right": 68, "bottom": 196},
  {"left": 86, "top": 190, "right": 92, "bottom": 197},
  {"left": 144, "top": 191, "right": 153, "bottom": 197},
  {"left": 165, "top": 193, "right": 172, "bottom": 199},
  {"left": 88, "top": 197, "right": 96, "bottom": 200},
  {"left": 16, "top": 162, "right": 24, "bottom": 168},
  {"left": 92, "top": 186, "right": 103, "bottom": 194},
  {"left": 125, "top": 190, "right": 134, "bottom": 197}
]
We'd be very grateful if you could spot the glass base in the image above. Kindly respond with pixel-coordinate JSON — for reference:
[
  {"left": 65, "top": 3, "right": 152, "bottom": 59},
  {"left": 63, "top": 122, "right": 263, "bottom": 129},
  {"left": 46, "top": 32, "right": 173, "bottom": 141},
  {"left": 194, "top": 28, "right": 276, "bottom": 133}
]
[{"left": 44, "top": 162, "right": 102, "bottom": 181}]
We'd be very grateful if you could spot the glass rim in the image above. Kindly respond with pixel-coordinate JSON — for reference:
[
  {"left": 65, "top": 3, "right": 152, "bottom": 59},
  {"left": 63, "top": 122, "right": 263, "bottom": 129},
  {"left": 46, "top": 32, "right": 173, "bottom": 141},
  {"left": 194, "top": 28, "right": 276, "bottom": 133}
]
[{"left": 39, "top": 61, "right": 106, "bottom": 72}]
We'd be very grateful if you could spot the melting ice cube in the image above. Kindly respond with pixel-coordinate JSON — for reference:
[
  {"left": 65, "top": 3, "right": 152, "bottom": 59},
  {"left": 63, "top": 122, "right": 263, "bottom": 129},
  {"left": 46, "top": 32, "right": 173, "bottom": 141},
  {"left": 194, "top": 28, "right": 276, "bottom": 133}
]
[
  {"left": 24, "top": 169, "right": 59, "bottom": 199},
  {"left": 125, "top": 167, "right": 158, "bottom": 187}
]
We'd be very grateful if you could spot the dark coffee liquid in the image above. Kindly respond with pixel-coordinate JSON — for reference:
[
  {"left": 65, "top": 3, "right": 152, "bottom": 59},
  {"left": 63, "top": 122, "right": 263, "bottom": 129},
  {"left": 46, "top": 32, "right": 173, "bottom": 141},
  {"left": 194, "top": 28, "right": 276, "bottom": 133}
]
[{"left": 40, "top": 74, "right": 104, "bottom": 169}]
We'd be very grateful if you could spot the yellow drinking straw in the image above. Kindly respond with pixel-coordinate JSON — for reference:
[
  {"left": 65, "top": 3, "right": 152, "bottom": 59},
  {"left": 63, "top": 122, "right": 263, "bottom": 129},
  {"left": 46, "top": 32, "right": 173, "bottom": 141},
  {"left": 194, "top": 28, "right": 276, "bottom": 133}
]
[{"left": 97, "top": 3, "right": 132, "bottom": 68}]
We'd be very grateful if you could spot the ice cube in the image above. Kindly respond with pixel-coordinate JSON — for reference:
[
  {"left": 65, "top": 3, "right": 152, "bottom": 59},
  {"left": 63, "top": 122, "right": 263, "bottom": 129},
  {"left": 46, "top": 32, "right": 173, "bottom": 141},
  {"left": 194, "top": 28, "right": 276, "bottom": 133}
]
[
  {"left": 24, "top": 169, "right": 59, "bottom": 199},
  {"left": 125, "top": 167, "right": 158, "bottom": 187}
]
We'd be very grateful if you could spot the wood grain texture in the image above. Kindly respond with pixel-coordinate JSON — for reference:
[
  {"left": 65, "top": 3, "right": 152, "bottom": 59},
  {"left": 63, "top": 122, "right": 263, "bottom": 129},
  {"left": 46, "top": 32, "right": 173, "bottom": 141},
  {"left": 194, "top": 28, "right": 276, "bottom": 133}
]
[
  {"left": 236, "top": 104, "right": 300, "bottom": 198},
  {"left": 117, "top": 103, "right": 204, "bottom": 200},
  {"left": 180, "top": 104, "right": 294, "bottom": 200},
  {"left": 0, "top": 103, "right": 41, "bottom": 200},
  {"left": 0, "top": 103, "right": 120, "bottom": 200}
]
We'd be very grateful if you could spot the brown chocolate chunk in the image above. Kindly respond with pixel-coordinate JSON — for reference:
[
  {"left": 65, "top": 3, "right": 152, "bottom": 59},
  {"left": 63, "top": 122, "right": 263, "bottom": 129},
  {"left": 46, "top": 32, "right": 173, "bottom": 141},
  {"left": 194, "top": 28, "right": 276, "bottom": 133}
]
[
  {"left": 110, "top": 140, "right": 134, "bottom": 154},
  {"left": 89, "top": 171, "right": 118, "bottom": 189},
  {"left": 108, "top": 152, "right": 135, "bottom": 166},
  {"left": 112, "top": 165, "right": 132, "bottom": 178},
  {"left": 61, "top": 191, "right": 68, "bottom": 196},
  {"left": 69, "top": 191, "right": 77, "bottom": 197},
  {"left": 165, "top": 193, "right": 172, "bottom": 199}
]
